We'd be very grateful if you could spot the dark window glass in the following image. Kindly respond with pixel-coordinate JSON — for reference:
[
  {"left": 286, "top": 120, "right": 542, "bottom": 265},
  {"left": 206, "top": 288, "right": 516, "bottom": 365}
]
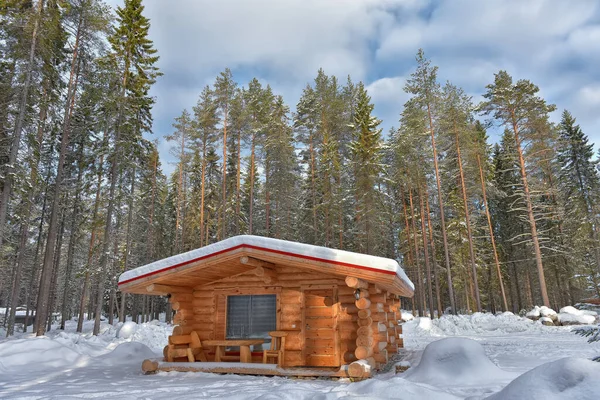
[{"left": 226, "top": 295, "right": 276, "bottom": 339}]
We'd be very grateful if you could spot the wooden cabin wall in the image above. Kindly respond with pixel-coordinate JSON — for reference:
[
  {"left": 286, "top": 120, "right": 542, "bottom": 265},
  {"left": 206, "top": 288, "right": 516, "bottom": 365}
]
[{"left": 164, "top": 264, "right": 407, "bottom": 371}]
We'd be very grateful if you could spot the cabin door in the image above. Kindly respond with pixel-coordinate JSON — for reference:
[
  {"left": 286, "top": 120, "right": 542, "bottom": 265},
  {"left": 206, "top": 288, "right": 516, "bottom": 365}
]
[{"left": 302, "top": 287, "right": 339, "bottom": 367}]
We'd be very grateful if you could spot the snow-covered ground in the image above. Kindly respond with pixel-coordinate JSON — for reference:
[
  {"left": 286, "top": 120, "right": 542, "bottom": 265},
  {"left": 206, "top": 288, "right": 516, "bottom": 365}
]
[{"left": 0, "top": 313, "right": 599, "bottom": 399}]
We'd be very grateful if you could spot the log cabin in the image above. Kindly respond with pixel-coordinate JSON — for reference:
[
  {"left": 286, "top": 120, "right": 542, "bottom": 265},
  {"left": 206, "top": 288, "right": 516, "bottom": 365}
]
[{"left": 118, "top": 235, "right": 414, "bottom": 379}]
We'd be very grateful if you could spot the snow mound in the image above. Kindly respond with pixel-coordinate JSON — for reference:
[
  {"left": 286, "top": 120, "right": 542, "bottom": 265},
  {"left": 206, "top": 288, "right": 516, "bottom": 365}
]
[
  {"left": 558, "top": 306, "right": 598, "bottom": 325},
  {"left": 486, "top": 357, "right": 600, "bottom": 399},
  {"left": 400, "top": 311, "right": 414, "bottom": 322},
  {"left": 526, "top": 306, "right": 557, "bottom": 321},
  {"left": 0, "top": 337, "right": 83, "bottom": 371},
  {"left": 116, "top": 321, "right": 138, "bottom": 339},
  {"left": 97, "top": 342, "right": 156, "bottom": 366},
  {"left": 403, "top": 337, "right": 513, "bottom": 386}
]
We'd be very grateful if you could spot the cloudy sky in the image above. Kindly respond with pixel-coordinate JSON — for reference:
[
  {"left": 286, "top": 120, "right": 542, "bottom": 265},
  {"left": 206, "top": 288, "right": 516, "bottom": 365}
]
[{"left": 106, "top": 0, "right": 600, "bottom": 175}]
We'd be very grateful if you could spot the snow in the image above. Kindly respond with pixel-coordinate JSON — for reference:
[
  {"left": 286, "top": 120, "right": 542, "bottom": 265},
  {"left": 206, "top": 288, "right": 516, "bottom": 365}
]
[
  {"left": 116, "top": 321, "right": 138, "bottom": 339},
  {"left": 403, "top": 337, "right": 514, "bottom": 386},
  {"left": 118, "top": 235, "right": 414, "bottom": 290},
  {"left": 1, "top": 314, "right": 599, "bottom": 399},
  {"left": 558, "top": 305, "right": 598, "bottom": 325},
  {"left": 486, "top": 358, "right": 600, "bottom": 400}
]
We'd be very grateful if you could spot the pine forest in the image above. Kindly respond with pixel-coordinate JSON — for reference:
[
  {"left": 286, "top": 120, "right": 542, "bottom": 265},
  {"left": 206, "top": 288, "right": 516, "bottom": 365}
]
[{"left": 2, "top": 0, "right": 600, "bottom": 338}]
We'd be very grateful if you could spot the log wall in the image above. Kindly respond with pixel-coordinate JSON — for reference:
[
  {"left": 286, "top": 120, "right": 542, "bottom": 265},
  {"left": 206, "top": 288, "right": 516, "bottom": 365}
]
[{"left": 163, "top": 263, "right": 407, "bottom": 372}]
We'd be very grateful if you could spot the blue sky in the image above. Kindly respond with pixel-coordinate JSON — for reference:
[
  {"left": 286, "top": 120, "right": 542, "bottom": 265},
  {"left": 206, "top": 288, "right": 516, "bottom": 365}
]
[{"left": 106, "top": 0, "right": 600, "bottom": 175}]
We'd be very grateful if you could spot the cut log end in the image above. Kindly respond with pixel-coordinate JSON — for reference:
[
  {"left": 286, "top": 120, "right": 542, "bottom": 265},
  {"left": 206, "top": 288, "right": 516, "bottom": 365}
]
[
  {"left": 348, "top": 359, "right": 374, "bottom": 379},
  {"left": 142, "top": 359, "right": 159, "bottom": 374}
]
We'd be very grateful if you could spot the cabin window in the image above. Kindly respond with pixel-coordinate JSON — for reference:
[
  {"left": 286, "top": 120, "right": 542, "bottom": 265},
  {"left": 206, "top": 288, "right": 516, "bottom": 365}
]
[{"left": 226, "top": 294, "right": 276, "bottom": 339}]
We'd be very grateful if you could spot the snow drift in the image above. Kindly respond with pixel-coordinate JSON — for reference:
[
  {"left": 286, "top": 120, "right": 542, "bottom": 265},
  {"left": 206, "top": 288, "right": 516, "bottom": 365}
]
[
  {"left": 486, "top": 357, "right": 600, "bottom": 399},
  {"left": 403, "top": 337, "right": 513, "bottom": 386}
]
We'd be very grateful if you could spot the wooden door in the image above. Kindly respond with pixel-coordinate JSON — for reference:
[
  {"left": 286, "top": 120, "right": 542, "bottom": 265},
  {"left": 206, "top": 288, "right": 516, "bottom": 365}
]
[{"left": 302, "top": 287, "right": 339, "bottom": 367}]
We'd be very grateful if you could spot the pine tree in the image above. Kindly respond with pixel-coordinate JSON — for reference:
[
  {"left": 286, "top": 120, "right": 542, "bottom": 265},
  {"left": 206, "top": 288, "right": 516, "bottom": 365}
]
[
  {"left": 214, "top": 68, "right": 236, "bottom": 239},
  {"left": 192, "top": 86, "right": 219, "bottom": 247},
  {"left": 405, "top": 49, "right": 456, "bottom": 314},
  {"left": 480, "top": 70, "right": 556, "bottom": 308}
]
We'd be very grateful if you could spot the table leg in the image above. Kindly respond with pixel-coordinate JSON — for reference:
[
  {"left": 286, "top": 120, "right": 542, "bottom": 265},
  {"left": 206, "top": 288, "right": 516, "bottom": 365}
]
[{"left": 240, "top": 345, "right": 251, "bottom": 363}]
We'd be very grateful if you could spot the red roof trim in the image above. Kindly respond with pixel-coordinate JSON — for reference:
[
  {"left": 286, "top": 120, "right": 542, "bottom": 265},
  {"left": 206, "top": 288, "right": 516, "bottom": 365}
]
[{"left": 118, "top": 243, "right": 397, "bottom": 287}]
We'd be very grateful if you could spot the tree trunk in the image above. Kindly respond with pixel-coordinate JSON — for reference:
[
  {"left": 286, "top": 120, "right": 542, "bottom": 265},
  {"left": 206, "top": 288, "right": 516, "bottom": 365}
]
[
  {"left": 221, "top": 103, "right": 228, "bottom": 239},
  {"left": 510, "top": 115, "right": 550, "bottom": 307},
  {"left": 120, "top": 166, "right": 137, "bottom": 322},
  {"left": 454, "top": 126, "right": 481, "bottom": 312},
  {"left": 426, "top": 102, "right": 456, "bottom": 314},
  {"left": 249, "top": 132, "right": 256, "bottom": 235},
  {"left": 60, "top": 138, "right": 85, "bottom": 330},
  {"left": 400, "top": 188, "right": 416, "bottom": 316},
  {"left": 418, "top": 184, "right": 435, "bottom": 317},
  {"left": 46, "top": 208, "right": 66, "bottom": 332},
  {"left": 236, "top": 130, "right": 241, "bottom": 235},
  {"left": 425, "top": 194, "right": 443, "bottom": 317},
  {"left": 477, "top": 154, "right": 508, "bottom": 311},
  {"left": 0, "top": 0, "right": 44, "bottom": 252},
  {"left": 200, "top": 144, "right": 207, "bottom": 245},
  {"left": 6, "top": 80, "right": 50, "bottom": 336},
  {"left": 34, "top": 19, "right": 82, "bottom": 336},
  {"left": 408, "top": 189, "right": 425, "bottom": 317}
]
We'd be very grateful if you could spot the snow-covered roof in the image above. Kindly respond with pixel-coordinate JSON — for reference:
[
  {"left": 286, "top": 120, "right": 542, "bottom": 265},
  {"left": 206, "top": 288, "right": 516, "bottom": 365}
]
[{"left": 118, "top": 235, "right": 414, "bottom": 294}]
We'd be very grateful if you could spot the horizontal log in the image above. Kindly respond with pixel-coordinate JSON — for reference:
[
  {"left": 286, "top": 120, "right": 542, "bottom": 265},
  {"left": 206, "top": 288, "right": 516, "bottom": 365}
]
[
  {"left": 147, "top": 284, "right": 192, "bottom": 294},
  {"left": 345, "top": 276, "right": 368, "bottom": 289},
  {"left": 338, "top": 312, "right": 359, "bottom": 322},
  {"left": 284, "top": 331, "right": 303, "bottom": 351},
  {"left": 338, "top": 321, "right": 358, "bottom": 331},
  {"left": 142, "top": 359, "right": 159, "bottom": 373},
  {"left": 340, "top": 330, "right": 358, "bottom": 340},
  {"left": 370, "top": 293, "right": 387, "bottom": 303},
  {"left": 338, "top": 286, "right": 358, "bottom": 296},
  {"left": 357, "top": 326, "right": 374, "bottom": 337},
  {"left": 387, "top": 343, "right": 398, "bottom": 354},
  {"left": 283, "top": 350, "right": 303, "bottom": 367},
  {"left": 172, "top": 325, "right": 192, "bottom": 335},
  {"left": 338, "top": 294, "right": 357, "bottom": 304},
  {"left": 279, "top": 320, "right": 301, "bottom": 330},
  {"left": 240, "top": 256, "right": 275, "bottom": 269},
  {"left": 170, "top": 301, "right": 192, "bottom": 311},
  {"left": 356, "top": 297, "right": 371, "bottom": 310},
  {"left": 192, "top": 307, "right": 216, "bottom": 315},
  {"left": 372, "top": 349, "right": 388, "bottom": 364},
  {"left": 356, "top": 335, "right": 374, "bottom": 347},
  {"left": 173, "top": 313, "right": 188, "bottom": 325},
  {"left": 397, "top": 338, "right": 404, "bottom": 348},
  {"left": 280, "top": 291, "right": 302, "bottom": 303},
  {"left": 192, "top": 291, "right": 215, "bottom": 298},
  {"left": 191, "top": 313, "right": 215, "bottom": 323},
  {"left": 192, "top": 298, "right": 214, "bottom": 307},
  {"left": 306, "top": 318, "right": 334, "bottom": 329},
  {"left": 339, "top": 303, "right": 359, "bottom": 314},
  {"left": 370, "top": 312, "right": 388, "bottom": 322},
  {"left": 348, "top": 358, "right": 375, "bottom": 378},
  {"left": 355, "top": 345, "right": 373, "bottom": 359},
  {"left": 343, "top": 351, "right": 358, "bottom": 363},
  {"left": 169, "top": 293, "right": 194, "bottom": 303}
]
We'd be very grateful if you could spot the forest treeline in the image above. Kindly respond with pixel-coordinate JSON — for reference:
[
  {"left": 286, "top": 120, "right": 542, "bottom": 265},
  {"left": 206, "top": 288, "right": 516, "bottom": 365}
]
[{"left": 1, "top": 0, "right": 599, "bottom": 337}]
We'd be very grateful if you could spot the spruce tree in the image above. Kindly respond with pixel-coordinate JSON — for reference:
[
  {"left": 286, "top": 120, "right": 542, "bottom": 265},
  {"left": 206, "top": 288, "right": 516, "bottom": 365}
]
[{"left": 349, "top": 83, "right": 383, "bottom": 254}]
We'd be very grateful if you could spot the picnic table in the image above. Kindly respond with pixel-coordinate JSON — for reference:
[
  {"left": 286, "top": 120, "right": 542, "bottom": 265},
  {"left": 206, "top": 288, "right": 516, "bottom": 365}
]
[{"left": 202, "top": 339, "right": 265, "bottom": 363}]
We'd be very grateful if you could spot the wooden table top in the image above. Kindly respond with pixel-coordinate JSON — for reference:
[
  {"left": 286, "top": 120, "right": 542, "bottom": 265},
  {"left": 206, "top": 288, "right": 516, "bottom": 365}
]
[{"left": 203, "top": 339, "right": 265, "bottom": 346}]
